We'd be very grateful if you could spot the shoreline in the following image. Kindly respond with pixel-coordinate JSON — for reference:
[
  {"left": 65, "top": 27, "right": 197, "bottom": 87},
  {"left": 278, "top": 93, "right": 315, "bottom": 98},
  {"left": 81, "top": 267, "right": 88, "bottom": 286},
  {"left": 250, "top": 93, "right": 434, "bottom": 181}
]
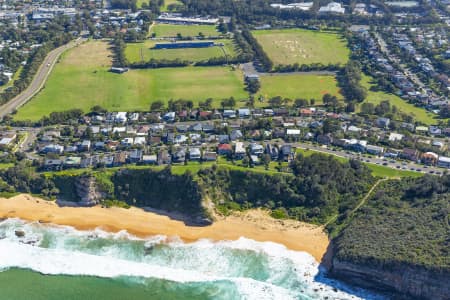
[{"left": 0, "top": 194, "right": 329, "bottom": 262}]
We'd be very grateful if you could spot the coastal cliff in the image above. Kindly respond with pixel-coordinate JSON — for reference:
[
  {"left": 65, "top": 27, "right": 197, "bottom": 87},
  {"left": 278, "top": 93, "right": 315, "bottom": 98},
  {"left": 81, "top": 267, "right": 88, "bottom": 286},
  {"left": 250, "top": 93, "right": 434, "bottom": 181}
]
[
  {"left": 330, "top": 259, "right": 450, "bottom": 299},
  {"left": 329, "top": 176, "right": 450, "bottom": 300},
  {"left": 1, "top": 157, "right": 448, "bottom": 299}
]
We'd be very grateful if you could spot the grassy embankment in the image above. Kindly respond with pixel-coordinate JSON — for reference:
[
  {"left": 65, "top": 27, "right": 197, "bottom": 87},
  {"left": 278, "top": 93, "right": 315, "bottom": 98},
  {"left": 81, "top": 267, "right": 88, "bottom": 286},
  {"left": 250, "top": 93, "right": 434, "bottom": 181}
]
[{"left": 359, "top": 74, "right": 436, "bottom": 125}]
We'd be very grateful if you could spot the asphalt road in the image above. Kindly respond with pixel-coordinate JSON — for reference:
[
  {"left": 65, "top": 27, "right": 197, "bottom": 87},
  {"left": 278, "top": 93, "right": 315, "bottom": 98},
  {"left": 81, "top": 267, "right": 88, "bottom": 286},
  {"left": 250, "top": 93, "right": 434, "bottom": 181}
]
[
  {"left": 0, "top": 38, "right": 86, "bottom": 119},
  {"left": 293, "top": 142, "right": 445, "bottom": 175}
]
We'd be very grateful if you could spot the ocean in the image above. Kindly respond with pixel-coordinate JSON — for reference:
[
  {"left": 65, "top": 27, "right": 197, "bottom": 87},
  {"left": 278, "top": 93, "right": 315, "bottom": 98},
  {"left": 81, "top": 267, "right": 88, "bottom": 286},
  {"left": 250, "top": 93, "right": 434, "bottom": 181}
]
[{"left": 0, "top": 218, "right": 386, "bottom": 300}]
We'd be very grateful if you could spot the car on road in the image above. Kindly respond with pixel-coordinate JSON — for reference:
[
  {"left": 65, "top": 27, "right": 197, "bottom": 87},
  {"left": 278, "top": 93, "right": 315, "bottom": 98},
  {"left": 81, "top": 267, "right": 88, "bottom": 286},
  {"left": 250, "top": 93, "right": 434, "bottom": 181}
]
[{"left": 47, "top": 63, "right": 50, "bottom": 67}]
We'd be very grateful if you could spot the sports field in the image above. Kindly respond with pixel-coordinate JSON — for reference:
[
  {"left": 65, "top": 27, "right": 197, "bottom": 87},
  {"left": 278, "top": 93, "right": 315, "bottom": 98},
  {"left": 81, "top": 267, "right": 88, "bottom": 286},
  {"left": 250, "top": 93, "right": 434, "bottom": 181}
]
[
  {"left": 14, "top": 41, "right": 247, "bottom": 121},
  {"left": 125, "top": 39, "right": 237, "bottom": 63},
  {"left": 150, "top": 24, "right": 219, "bottom": 38},
  {"left": 359, "top": 75, "right": 436, "bottom": 125},
  {"left": 251, "top": 29, "right": 350, "bottom": 66},
  {"left": 257, "top": 74, "right": 342, "bottom": 104},
  {"left": 161, "top": 0, "right": 182, "bottom": 11}
]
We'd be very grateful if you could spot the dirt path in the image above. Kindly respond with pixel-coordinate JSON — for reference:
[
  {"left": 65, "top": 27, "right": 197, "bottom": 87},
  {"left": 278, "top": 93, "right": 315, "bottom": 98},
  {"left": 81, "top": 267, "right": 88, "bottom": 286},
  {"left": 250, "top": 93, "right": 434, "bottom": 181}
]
[{"left": 323, "top": 178, "right": 387, "bottom": 227}]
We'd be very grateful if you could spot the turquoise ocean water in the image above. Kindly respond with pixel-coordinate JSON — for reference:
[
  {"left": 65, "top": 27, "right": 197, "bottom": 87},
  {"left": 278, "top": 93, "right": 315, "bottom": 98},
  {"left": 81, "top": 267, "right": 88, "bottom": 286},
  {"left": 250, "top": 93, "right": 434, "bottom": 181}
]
[{"left": 0, "top": 218, "right": 386, "bottom": 300}]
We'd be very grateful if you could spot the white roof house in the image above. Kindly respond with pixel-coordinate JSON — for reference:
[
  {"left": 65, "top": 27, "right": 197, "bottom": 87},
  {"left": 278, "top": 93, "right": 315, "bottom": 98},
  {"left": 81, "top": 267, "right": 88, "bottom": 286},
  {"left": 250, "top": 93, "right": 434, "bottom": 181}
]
[
  {"left": 114, "top": 112, "right": 127, "bottom": 123},
  {"left": 319, "top": 2, "right": 345, "bottom": 14},
  {"left": 389, "top": 132, "right": 404, "bottom": 141},
  {"left": 437, "top": 156, "right": 450, "bottom": 168}
]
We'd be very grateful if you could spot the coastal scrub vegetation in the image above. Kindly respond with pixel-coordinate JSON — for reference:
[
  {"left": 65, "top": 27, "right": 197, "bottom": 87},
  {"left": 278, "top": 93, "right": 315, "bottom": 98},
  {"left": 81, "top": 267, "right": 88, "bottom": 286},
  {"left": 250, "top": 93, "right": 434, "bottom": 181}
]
[
  {"left": 333, "top": 175, "right": 450, "bottom": 272},
  {"left": 198, "top": 153, "right": 375, "bottom": 224}
]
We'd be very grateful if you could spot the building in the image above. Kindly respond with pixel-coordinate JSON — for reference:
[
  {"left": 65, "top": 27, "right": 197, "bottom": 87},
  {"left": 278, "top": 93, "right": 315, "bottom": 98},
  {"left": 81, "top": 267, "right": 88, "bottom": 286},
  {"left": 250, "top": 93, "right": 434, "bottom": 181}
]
[
  {"left": 110, "top": 67, "right": 129, "bottom": 74},
  {"left": 158, "top": 150, "right": 171, "bottom": 165},
  {"left": 376, "top": 117, "right": 390, "bottom": 129},
  {"left": 401, "top": 148, "right": 419, "bottom": 161},
  {"left": 157, "top": 13, "right": 220, "bottom": 25},
  {"left": 203, "top": 151, "right": 217, "bottom": 161},
  {"left": 172, "top": 149, "right": 186, "bottom": 163},
  {"left": 421, "top": 152, "right": 438, "bottom": 165},
  {"left": 366, "top": 145, "right": 384, "bottom": 155},
  {"left": 319, "top": 2, "right": 345, "bottom": 14},
  {"left": 249, "top": 143, "right": 264, "bottom": 156},
  {"left": 154, "top": 41, "right": 215, "bottom": 49},
  {"left": 142, "top": 155, "right": 158, "bottom": 164},
  {"left": 234, "top": 142, "right": 246, "bottom": 159},
  {"left": 218, "top": 143, "right": 233, "bottom": 155},
  {"left": 189, "top": 148, "right": 201, "bottom": 160},
  {"left": 279, "top": 145, "right": 294, "bottom": 162},
  {"left": 437, "top": 156, "right": 450, "bottom": 168},
  {"left": 270, "top": 2, "right": 313, "bottom": 10}
]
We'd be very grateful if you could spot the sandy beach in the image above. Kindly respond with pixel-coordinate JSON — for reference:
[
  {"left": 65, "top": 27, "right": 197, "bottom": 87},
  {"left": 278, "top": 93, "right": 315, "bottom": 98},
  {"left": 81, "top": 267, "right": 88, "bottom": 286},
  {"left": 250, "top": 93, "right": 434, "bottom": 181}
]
[{"left": 0, "top": 194, "right": 329, "bottom": 262}]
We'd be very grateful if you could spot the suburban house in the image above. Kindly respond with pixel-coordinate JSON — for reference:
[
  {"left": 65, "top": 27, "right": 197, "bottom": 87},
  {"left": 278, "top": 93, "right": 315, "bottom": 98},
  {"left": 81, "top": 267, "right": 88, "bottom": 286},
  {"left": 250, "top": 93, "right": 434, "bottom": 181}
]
[
  {"left": 234, "top": 142, "right": 246, "bottom": 159},
  {"left": 218, "top": 143, "right": 233, "bottom": 156},
  {"left": 401, "top": 148, "right": 419, "bottom": 161},
  {"left": 437, "top": 156, "right": 450, "bottom": 168},
  {"left": 189, "top": 148, "right": 201, "bottom": 160}
]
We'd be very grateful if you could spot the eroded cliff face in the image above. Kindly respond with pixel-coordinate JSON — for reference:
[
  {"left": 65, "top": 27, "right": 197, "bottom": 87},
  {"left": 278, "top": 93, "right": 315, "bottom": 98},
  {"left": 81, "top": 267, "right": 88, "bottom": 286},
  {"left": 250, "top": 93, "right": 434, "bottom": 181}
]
[{"left": 330, "top": 258, "right": 450, "bottom": 300}]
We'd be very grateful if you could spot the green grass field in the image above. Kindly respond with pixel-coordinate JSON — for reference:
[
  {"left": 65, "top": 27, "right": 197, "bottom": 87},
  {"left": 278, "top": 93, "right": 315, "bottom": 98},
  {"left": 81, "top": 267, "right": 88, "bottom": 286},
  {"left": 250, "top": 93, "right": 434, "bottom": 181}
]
[
  {"left": 150, "top": 24, "right": 220, "bottom": 38},
  {"left": 359, "top": 75, "right": 436, "bottom": 125},
  {"left": 161, "top": 0, "right": 182, "bottom": 11},
  {"left": 251, "top": 29, "right": 350, "bottom": 66},
  {"left": 14, "top": 41, "right": 247, "bottom": 121},
  {"left": 257, "top": 74, "right": 342, "bottom": 104},
  {"left": 125, "top": 39, "right": 237, "bottom": 63}
]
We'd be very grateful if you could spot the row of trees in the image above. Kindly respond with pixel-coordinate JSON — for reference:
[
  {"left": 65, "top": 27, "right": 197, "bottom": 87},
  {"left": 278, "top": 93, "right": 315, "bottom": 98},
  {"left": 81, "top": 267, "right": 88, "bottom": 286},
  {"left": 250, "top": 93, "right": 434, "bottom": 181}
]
[
  {"left": 112, "top": 35, "right": 128, "bottom": 67},
  {"left": 273, "top": 62, "right": 343, "bottom": 73},
  {"left": 338, "top": 60, "right": 367, "bottom": 103},
  {"left": 241, "top": 29, "right": 273, "bottom": 71}
]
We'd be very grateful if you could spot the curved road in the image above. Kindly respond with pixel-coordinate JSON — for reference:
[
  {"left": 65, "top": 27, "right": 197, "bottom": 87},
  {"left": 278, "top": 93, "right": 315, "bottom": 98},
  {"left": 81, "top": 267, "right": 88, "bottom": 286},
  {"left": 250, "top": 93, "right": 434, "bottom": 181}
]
[{"left": 0, "top": 38, "right": 86, "bottom": 119}]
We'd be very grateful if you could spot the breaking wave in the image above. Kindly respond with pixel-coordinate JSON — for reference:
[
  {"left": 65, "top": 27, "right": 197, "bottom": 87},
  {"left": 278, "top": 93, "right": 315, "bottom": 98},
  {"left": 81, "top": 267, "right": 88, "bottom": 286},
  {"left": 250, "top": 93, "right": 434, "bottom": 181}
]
[{"left": 0, "top": 218, "right": 385, "bottom": 300}]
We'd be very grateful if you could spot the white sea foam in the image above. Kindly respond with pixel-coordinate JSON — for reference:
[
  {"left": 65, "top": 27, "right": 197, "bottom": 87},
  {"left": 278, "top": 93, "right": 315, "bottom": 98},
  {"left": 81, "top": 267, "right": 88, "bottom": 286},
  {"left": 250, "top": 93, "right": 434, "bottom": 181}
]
[{"left": 0, "top": 218, "right": 385, "bottom": 300}]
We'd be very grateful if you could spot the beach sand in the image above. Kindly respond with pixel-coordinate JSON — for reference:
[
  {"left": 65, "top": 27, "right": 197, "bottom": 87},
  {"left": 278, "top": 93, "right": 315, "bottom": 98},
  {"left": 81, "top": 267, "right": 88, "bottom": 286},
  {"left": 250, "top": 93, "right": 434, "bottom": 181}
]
[{"left": 0, "top": 194, "right": 329, "bottom": 262}]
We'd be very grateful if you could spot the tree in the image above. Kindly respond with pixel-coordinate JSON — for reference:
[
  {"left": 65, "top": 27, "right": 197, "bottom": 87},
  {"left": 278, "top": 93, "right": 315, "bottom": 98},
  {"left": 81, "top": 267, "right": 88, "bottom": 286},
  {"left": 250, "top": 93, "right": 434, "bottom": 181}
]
[
  {"left": 91, "top": 105, "right": 107, "bottom": 114},
  {"left": 150, "top": 100, "right": 165, "bottom": 111},
  {"left": 294, "top": 98, "right": 309, "bottom": 108},
  {"left": 261, "top": 154, "right": 271, "bottom": 170},
  {"left": 269, "top": 96, "right": 282, "bottom": 107},
  {"left": 360, "top": 102, "right": 375, "bottom": 115}
]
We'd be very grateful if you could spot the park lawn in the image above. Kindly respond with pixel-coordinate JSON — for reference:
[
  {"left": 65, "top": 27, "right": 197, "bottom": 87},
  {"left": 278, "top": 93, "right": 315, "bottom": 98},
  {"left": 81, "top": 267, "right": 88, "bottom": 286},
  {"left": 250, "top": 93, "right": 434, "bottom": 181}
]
[
  {"left": 257, "top": 74, "right": 342, "bottom": 104},
  {"left": 251, "top": 29, "right": 350, "bottom": 66},
  {"left": 359, "top": 74, "right": 436, "bottom": 125},
  {"left": 125, "top": 39, "right": 237, "bottom": 63},
  {"left": 14, "top": 41, "right": 247, "bottom": 121},
  {"left": 161, "top": 0, "right": 182, "bottom": 11},
  {"left": 150, "top": 24, "right": 219, "bottom": 38}
]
